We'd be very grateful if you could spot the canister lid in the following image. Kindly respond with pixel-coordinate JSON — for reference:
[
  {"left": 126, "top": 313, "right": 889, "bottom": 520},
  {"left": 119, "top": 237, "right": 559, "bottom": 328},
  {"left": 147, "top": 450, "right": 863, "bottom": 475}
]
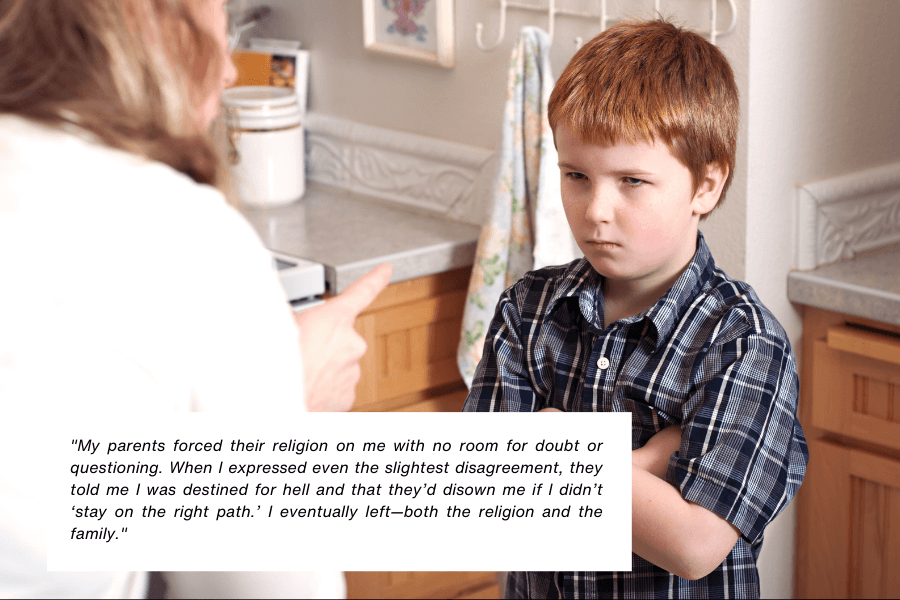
[
  {"left": 222, "top": 86, "right": 302, "bottom": 130},
  {"left": 222, "top": 85, "right": 298, "bottom": 108}
]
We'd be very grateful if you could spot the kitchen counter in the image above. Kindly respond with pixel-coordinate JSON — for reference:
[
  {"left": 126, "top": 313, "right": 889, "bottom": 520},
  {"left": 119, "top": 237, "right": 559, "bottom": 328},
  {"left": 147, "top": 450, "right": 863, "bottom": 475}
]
[
  {"left": 787, "top": 246, "right": 900, "bottom": 327},
  {"left": 240, "top": 183, "right": 482, "bottom": 293}
]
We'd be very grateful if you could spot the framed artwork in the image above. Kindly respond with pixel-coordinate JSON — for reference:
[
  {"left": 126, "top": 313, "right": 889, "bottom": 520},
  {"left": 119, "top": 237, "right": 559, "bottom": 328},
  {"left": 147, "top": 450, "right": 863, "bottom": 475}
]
[{"left": 363, "top": 0, "right": 455, "bottom": 68}]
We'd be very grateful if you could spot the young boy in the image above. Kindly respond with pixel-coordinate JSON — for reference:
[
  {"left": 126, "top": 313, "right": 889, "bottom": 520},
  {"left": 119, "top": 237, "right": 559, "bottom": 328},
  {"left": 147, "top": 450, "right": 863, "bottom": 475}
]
[{"left": 463, "top": 19, "right": 808, "bottom": 599}]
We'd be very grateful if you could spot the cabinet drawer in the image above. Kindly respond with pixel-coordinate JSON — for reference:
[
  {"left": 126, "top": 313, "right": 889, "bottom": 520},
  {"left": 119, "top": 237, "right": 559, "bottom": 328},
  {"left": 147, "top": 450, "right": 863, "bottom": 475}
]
[
  {"left": 802, "top": 438, "right": 900, "bottom": 598},
  {"left": 812, "top": 325, "right": 900, "bottom": 450}
]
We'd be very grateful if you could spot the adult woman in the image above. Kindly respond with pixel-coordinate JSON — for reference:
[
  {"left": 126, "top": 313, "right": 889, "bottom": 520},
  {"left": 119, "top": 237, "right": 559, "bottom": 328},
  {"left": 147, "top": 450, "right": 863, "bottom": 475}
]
[{"left": 0, "top": 0, "right": 389, "bottom": 597}]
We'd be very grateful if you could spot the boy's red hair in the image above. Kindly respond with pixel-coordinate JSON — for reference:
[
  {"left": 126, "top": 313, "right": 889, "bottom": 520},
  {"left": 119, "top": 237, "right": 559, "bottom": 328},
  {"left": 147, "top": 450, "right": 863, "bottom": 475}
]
[{"left": 548, "top": 19, "right": 739, "bottom": 213}]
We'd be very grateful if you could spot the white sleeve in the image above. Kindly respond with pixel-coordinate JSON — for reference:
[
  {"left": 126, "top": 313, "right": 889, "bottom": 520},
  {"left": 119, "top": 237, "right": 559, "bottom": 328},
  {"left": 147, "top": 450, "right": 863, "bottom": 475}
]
[{"left": 168, "top": 187, "right": 308, "bottom": 414}]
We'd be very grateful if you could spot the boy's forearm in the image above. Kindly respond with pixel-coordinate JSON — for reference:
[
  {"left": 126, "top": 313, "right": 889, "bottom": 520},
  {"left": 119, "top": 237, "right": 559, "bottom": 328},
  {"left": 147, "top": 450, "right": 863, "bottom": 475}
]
[
  {"left": 631, "top": 424, "right": 680, "bottom": 478},
  {"left": 631, "top": 464, "right": 741, "bottom": 581},
  {"left": 632, "top": 447, "right": 668, "bottom": 478}
]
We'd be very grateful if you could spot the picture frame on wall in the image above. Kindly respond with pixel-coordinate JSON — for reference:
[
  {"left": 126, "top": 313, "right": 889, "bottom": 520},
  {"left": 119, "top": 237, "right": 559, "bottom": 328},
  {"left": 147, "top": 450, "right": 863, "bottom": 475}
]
[{"left": 363, "top": 0, "right": 455, "bottom": 68}]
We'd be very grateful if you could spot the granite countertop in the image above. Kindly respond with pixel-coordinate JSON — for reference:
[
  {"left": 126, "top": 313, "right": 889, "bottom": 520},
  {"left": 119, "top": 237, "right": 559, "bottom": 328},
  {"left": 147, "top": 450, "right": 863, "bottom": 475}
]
[
  {"left": 787, "top": 247, "right": 900, "bottom": 327},
  {"left": 240, "top": 183, "right": 482, "bottom": 293}
]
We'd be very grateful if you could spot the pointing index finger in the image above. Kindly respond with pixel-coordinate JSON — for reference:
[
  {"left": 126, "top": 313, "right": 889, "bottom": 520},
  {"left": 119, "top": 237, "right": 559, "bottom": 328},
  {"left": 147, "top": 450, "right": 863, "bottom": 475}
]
[{"left": 335, "top": 263, "right": 393, "bottom": 316}]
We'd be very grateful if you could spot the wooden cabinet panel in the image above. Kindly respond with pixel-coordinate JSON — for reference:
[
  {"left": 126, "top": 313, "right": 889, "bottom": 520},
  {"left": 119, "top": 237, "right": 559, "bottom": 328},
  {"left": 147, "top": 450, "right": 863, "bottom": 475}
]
[
  {"left": 850, "top": 476, "right": 900, "bottom": 598},
  {"left": 354, "top": 312, "right": 378, "bottom": 407},
  {"left": 374, "top": 290, "right": 467, "bottom": 336},
  {"left": 346, "top": 571, "right": 497, "bottom": 600},
  {"left": 345, "top": 267, "right": 498, "bottom": 599},
  {"left": 456, "top": 583, "right": 503, "bottom": 599},
  {"left": 805, "top": 438, "right": 900, "bottom": 599},
  {"left": 377, "top": 356, "right": 461, "bottom": 401},
  {"left": 811, "top": 328, "right": 900, "bottom": 452},
  {"left": 827, "top": 325, "right": 900, "bottom": 365},
  {"left": 363, "top": 267, "right": 472, "bottom": 314},
  {"left": 352, "top": 268, "right": 470, "bottom": 413},
  {"left": 390, "top": 388, "right": 468, "bottom": 413},
  {"left": 797, "top": 308, "right": 900, "bottom": 599}
]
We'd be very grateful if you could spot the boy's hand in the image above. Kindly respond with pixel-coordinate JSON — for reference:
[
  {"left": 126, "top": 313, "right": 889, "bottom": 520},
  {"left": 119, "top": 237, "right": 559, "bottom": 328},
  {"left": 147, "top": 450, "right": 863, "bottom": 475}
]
[
  {"left": 294, "top": 264, "right": 392, "bottom": 413},
  {"left": 537, "top": 407, "right": 563, "bottom": 412},
  {"left": 632, "top": 424, "right": 681, "bottom": 479}
]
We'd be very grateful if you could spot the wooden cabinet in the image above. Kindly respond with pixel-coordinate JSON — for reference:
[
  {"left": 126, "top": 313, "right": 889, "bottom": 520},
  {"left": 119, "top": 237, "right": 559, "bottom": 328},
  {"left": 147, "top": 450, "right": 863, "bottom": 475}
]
[
  {"left": 346, "top": 266, "right": 500, "bottom": 600},
  {"left": 796, "top": 307, "right": 900, "bottom": 599},
  {"left": 351, "top": 266, "right": 470, "bottom": 413},
  {"left": 346, "top": 572, "right": 500, "bottom": 600}
]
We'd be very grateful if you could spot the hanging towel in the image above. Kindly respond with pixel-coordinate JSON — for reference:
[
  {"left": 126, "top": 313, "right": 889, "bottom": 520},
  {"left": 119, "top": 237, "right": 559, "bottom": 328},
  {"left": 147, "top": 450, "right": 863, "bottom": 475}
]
[{"left": 457, "top": 26, "right": 579, "bottom": 388}]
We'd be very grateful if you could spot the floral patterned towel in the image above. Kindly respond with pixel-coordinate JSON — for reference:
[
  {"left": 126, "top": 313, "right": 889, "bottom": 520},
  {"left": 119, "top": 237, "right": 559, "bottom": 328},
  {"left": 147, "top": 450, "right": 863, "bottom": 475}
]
[{"left": 457, "top": 26, "right": 578, "bottom": 387}]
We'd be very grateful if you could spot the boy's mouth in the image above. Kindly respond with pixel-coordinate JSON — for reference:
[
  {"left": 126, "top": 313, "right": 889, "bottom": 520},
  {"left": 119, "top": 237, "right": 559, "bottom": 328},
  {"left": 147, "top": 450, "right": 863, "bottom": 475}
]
[{"left": 586, "top": 240, "right": 619, "bottom": 249}]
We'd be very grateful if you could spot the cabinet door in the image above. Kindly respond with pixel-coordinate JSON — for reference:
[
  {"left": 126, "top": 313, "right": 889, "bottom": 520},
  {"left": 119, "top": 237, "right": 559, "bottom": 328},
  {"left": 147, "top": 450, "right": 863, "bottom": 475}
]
[
  {"left": 345, "top": 268, "right": 497, "bottom": 598},
  {"left": 346, "top": 572, "right": 497, "bottom": 600},
  {"left": 352, "top": 268, "right": 470, "bottom": 412},
  {"left": 812, "top": 325, "right": 900, "bottom": 450},
  {"left": 804, "top": 438, "right": 900, "bottom": 598}
]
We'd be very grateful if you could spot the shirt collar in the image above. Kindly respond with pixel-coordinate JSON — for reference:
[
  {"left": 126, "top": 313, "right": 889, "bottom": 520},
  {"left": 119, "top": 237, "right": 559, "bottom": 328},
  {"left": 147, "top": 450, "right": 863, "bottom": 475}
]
[
  {"left": 545, "top": 257, "right": 603, "bottom": 331},
  {"left": 547, "top": 232, "right": 717, "bottom": 347},
  {"left": 641, "top": 232, "right": 717, "bottom": 347}
]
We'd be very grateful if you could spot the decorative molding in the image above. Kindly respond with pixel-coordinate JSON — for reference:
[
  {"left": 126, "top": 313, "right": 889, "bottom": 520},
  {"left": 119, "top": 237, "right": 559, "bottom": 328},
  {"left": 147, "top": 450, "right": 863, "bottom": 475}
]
[
  {"left": 796, "top": 162, "right": 900, "bottom": 270},
  {"left": 305, "top": 113, "right": 494, "bottom": 224}
]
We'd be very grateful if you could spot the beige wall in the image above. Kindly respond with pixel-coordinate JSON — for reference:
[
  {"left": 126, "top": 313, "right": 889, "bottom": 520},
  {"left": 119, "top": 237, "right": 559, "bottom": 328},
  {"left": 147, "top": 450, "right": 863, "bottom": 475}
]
[
  {"left": 241, "top": 1, "right": 900, "bottom": 598},
  {"left": 746, "top": 3, "right": 900, "bottom": 596}
]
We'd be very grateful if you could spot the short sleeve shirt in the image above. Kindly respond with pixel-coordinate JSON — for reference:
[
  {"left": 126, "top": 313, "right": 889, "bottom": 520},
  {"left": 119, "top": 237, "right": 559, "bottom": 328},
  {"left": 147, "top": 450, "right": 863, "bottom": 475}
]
[{"left": 463, "top": 233, "right": 809, "bottom": 599}]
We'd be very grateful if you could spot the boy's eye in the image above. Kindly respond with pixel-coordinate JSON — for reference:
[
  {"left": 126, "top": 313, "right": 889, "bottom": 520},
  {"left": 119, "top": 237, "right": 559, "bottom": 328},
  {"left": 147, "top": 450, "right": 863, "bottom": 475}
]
[
  {"left": 565, "top": 172, "right": 587, "bottom": 180},
  {"left": 623, "top": 177, "right": 645, "bottom": 186}
]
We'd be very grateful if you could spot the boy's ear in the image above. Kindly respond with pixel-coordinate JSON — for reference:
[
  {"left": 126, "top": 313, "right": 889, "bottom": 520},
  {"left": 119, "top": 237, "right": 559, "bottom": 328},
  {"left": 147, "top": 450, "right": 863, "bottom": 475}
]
[{"left": 691, "top": 162, "right": 728, "bottom": 217}]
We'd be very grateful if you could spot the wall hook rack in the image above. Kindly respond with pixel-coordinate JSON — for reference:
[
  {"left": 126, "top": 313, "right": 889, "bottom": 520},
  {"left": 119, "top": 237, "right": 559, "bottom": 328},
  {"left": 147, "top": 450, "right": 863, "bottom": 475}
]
[{"left": 475, "top": 0, "right": 736, "bottom": 50}]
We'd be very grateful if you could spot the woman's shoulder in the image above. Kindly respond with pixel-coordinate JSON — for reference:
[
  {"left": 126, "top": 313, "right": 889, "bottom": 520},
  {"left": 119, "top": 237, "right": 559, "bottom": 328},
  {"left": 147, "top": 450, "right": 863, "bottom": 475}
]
[
  {"left": 0, "top": 113, "right": 265, "bottom": 306},
  {"left": 0, "top": 115, "right": 238, "bottom": 243},
  {"left": 0, "top": 115, "right": 221, "bottom": 201}
]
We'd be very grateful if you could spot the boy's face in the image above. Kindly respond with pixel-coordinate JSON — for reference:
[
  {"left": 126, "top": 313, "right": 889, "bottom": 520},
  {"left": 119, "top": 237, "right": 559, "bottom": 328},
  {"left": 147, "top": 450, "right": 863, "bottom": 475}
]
[{"left": 556, "top": 122, "right": 720, "bottom": 293}]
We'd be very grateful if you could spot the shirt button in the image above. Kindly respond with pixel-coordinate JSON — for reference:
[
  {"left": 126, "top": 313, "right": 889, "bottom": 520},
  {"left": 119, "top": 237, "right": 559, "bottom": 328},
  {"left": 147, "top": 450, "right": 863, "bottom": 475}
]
[{"left": 597, "top": 356, "right": 610, "bottom": 370}]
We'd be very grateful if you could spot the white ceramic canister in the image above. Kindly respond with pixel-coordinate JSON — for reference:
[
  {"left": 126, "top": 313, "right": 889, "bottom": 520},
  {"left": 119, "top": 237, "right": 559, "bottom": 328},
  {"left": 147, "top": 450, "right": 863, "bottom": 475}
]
[{"left": 222, "top": 86, "right": 305, "bottom": 207}]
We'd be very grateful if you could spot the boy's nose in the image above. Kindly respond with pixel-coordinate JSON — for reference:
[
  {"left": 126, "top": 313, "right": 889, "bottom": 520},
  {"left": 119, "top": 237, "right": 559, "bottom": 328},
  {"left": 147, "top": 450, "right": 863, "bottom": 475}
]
[{"left": 583, "top": 185, "right": 615, "bottom": 224}]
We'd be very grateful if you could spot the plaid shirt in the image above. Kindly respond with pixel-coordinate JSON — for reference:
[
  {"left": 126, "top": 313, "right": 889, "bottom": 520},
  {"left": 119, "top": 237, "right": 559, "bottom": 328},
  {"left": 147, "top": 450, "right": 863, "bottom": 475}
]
[{"left": 463, "top": 234, "right": 808, "bottom": 599}]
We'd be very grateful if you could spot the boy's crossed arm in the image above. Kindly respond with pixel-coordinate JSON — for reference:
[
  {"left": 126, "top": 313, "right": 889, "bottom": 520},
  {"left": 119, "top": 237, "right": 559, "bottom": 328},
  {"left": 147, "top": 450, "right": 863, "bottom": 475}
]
[
  {"left": 631, "top": 423, "right": 679, "bottom": 478},
  {"left": 627, "top": 424, "right": 741, "bottom": 580},
  {"left": 541, "top": 413, "right": 742, "bottom": 580}
]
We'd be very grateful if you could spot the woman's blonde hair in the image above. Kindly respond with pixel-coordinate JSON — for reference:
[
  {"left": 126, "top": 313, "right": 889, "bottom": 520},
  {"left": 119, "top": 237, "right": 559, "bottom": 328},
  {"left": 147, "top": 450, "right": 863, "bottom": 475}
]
[{"left": 0, "top": 0, "right": 225, "bottom": 188}]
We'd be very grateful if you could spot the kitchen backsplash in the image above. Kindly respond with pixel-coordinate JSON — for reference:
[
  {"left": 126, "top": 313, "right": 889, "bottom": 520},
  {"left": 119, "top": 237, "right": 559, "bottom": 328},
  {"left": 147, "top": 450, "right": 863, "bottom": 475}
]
[
  {"left": 796, "top": 161, "right": 900, "bottom": 270},
  {"left": 305, "top": 112, "right": 496, "bottom": 226}
]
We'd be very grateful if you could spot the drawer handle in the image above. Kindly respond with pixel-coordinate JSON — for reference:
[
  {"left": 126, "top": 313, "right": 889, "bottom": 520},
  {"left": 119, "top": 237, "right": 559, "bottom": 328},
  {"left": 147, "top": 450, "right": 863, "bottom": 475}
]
[{"left": 827, "top": 325, "right": 900, "bottom": 366}]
